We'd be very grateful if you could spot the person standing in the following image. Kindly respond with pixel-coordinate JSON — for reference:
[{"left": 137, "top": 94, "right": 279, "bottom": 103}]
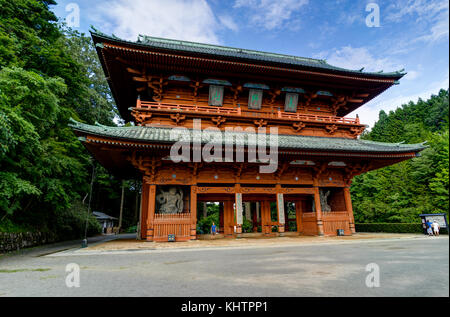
[
  {"left": 211, "top": 222, "right": 217, "bottom": 235},
  {"left": 432, "top": 220, "right": 440, "bottom": 236},
  {"left": 426, "top": 220, "right": 433, "bottom": 236}
]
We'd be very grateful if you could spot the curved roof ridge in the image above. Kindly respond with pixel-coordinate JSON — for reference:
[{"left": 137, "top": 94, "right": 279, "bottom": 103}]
[
  {"left": 90, "top": 30, "right": 406, "bottom": 78},
  {"left": 359, "top": 138, "right": 426, "bottom": 148},
  {"left": 137, "top": 34, "right": 327, "bottom": 65},
  {"left": 69, "top": 119, "right": 426, "bottom": 154}
]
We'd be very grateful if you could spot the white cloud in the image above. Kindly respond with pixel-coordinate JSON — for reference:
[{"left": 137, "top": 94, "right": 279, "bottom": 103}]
[
  {"left": 316, "top": 46, "right": 402, "bottom": 72},
  {"left": 386, "top": 0, "right": 449, "bottom": 43},
  {"left": 89, "top": 0, "right": 222, "bottom": 44},
  {"left": 350, "top": 72, "right": 449, "bottom": 128},
  {"left": 314, "top": 45, "right": 448, "bottom": 129},
  {"left": 386, "top": 0, "right": 448, "bottom": 22},
  {"left": 337, "top": 11, "right": 363, "bottom": 26},
  {"left": 233, "top": 0, "right": 309, "bottom": 30},
  {"left": 415, "top": 11, "right": 449, "bottom": 43},
  {"left": 218, "top": 15, "right": 239, "bottom": 32},
  {"left": 403, "top": 70, "right": 420, "bottom": 80}
]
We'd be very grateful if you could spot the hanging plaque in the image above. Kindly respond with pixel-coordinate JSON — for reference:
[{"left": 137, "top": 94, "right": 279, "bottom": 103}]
[
  {"left": 248, "top": 89, "right": 263, "bottom": 110},
  {"left": 277, "top": 193, "right": 285, "bottom": 224},
  {"left": 209, "top": 85, "right": 224, "bottom": 106},
  {"left": 235, "top": 193, "right": 243, "bottom": 225},
  {"left": 284, "top": 93, "right": 299, "bottom": 112}
]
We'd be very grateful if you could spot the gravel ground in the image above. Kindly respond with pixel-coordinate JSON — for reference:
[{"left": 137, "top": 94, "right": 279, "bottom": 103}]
[{"left": 0, "top": 234, "right": 447, "bottom": 297}]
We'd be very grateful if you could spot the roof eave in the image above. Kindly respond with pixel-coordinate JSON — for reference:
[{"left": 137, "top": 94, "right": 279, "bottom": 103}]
[{"left": 91, "top": 31, "right": 405, "bottom": 81}]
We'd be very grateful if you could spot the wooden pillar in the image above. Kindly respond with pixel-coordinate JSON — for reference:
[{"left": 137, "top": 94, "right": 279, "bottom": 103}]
[
  {"left": 276, "top": 192, "right": 285, "bottom": 234},
  {"left": 344, "top": 186, "right": 356, "bottom": 234},
  {"left": 136, "top": 183, "right": 142, "bottom": 240},
  {"left": 219, "top": 202, "right": 224, "bottom": 233},
  {"left": 284, "top": 208, "right": 289, "bottom": 232},
  {"left": 295, "top": 200, "right": 303, "bottom": 234},
  {"left": 140, "top": 182, "right": 149, "bottom": 240},
  {"left": 260, "top": 201, "right": 267, "bottom": 235},
  {"left": 223, "top": 200, "right": 234, "bottom": 237},
  {"left": 146, "top": 184, "right": 156, "bottom": 241},
  {"left": 261, "top": 200, "right": 271, "bottom": 235},
  {"left": 118, "top": 180, "right": 125, "bottom": 231},
  {"left": 190, "top": 186, "right": 197, "bottom": 240},
  {"left": 256, "top": 202, "right": 261, "bottom": 222},
  {"left": 252, "top": 202, "right": 258, "bottom": 232},
  {"left": 202, "top": 202, "right": 208, "bottom": 218},
  {"left": 313, "top": 187, "right": 324, "bottom": 236}
]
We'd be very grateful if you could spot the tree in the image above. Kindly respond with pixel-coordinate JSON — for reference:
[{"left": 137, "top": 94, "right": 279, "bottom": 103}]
[
  {"left": 351, "top": 89, "right": 449, "bottom": 223},
  {"left": 0, "top": 0, "right": 125, "bottom": 236}
]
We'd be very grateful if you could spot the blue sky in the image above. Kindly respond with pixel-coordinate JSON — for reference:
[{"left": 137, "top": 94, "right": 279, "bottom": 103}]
[{"left": 51, "top": 0, "right": 449, "bottom": 127}]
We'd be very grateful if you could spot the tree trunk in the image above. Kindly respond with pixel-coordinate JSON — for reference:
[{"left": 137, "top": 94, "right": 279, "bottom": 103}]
[
  {"left": 202, "top": 202, "right": 208, "bottom": 218},
  {"left": 118, "top": 180, "right": 125, "bottom": 231}
]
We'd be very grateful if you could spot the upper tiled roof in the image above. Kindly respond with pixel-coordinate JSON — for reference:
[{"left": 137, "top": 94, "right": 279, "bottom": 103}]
[
  {"left": 91, "top": 30, "right": 406, "bottom": 79},
  {"left": 70, "top": 119, "right": 426, "bottom": 155}
]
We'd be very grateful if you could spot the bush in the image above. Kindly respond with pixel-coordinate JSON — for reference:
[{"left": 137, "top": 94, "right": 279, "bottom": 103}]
[
  {"left": 356, "top": 223, "right": 448, "bottom": 234},
  {"left": 242, "top": 218, "right": 253, "bottom": 233},
  {"left": 0, "top": 218, "right": 34, "bottom": 233},
  {"left": 125, "top": 225, "right": 137, "bottom": 233},
  {"left": 0, "top": 200, "right": 101, "bottom": 240},
  {"left": 196, "top": 213, "right": 219, "bottom": 234},
  {"left": 53, "top": 201, "right": 101, "bottom": 240},
  {"left": 286, "top": 220, "right": 297, "bottom": 232}
]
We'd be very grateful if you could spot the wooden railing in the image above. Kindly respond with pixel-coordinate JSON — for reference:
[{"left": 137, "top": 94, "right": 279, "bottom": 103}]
[
  {"left": 153, "top": 213, "right": 192, "bottom": 242},
  {"left": 300, "top": 211, "right": 351, "bottom": 235},
  {"left": 136, "top": 100, "right": 360, "bottom": 125},
  {"left": 323, "top": 211, "right": 349, "bottom": 217},
  {"left": 153, "top": 213, "right": 191, "bottom": 223}
]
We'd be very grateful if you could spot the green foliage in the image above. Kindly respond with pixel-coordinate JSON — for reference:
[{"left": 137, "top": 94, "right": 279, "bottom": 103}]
[
  {"left": 196, "top": 203, "right": 220, "bottom": 234},
  {"left": 53, "top": 200, "right": 101, "bottom": 239},
  {"left": 356, "top": 223, "right": 423, "bottom": 233},
  {"left": 352, "top": 90, "right": 449, "bottom": 224},
  {"left": 62, "top": 28, "right": 118, "bottom": 125},
  {"left": 0, "top": 171, "right": 41, "bottom": 216},
  {"left": 242, "top": 218, "right": 253, "bottom": 233},
  {"left": 0, "top": 217, "right": 34, "bottom": 233},
  {"left": 197, "top": 214, "right": 219, "bottom": 234},
  {"left": 125, "top": 225, "right": 137, "bottom": 233},
  {"left": 286, "top": 220, "right": 297, "bottom": 232},
  {"left": 0, "top": 0, "right": 134, "bottom": 241}
]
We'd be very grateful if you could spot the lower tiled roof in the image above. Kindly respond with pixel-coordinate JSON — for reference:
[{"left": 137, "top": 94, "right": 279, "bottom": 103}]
[{"left": 69, "top": 119, "right": 426, "bottom": 154}]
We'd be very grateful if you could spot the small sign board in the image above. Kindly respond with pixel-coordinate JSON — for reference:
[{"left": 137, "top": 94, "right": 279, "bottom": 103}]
[
  {"left": 235, "top": 193, "right": 243, "bottom": 225},
  {"left": 284, "top": 93, "right": 299, "bottom": 112},
  {"left": 168, "top": 234, "right": 175, "bottom": 242},
  {"left": 209, "top": 85, "right": 224, "bottom": 106},
  {"left": 248, "top": 89, "right": 263, "bottom": 110},
  {"left": 277, "top": 193, "right": 285, "bottom": 224},
  {"left": 419, "top": 213, "right": 448, "bottom": 229}
]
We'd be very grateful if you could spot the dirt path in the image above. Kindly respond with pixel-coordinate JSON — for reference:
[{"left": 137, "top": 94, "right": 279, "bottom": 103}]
[{"left": 86, "top": 232, "right": 425, "bottom": 251}]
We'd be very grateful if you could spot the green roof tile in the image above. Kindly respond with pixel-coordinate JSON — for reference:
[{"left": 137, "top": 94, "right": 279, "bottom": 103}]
[
  {"left": 91, "top": 31, "right": 406, "bottom": 79},
  {"left": 69, "top": 119, "right": 426, "bottom": 154}
]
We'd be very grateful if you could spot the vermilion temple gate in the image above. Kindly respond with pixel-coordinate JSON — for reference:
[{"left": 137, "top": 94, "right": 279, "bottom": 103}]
[
  {"left": 139, "top": 183, "right": 355, "bottom": 241},
  {"left": 70, "top": 31, "right": 425, "bottom": 242}
]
